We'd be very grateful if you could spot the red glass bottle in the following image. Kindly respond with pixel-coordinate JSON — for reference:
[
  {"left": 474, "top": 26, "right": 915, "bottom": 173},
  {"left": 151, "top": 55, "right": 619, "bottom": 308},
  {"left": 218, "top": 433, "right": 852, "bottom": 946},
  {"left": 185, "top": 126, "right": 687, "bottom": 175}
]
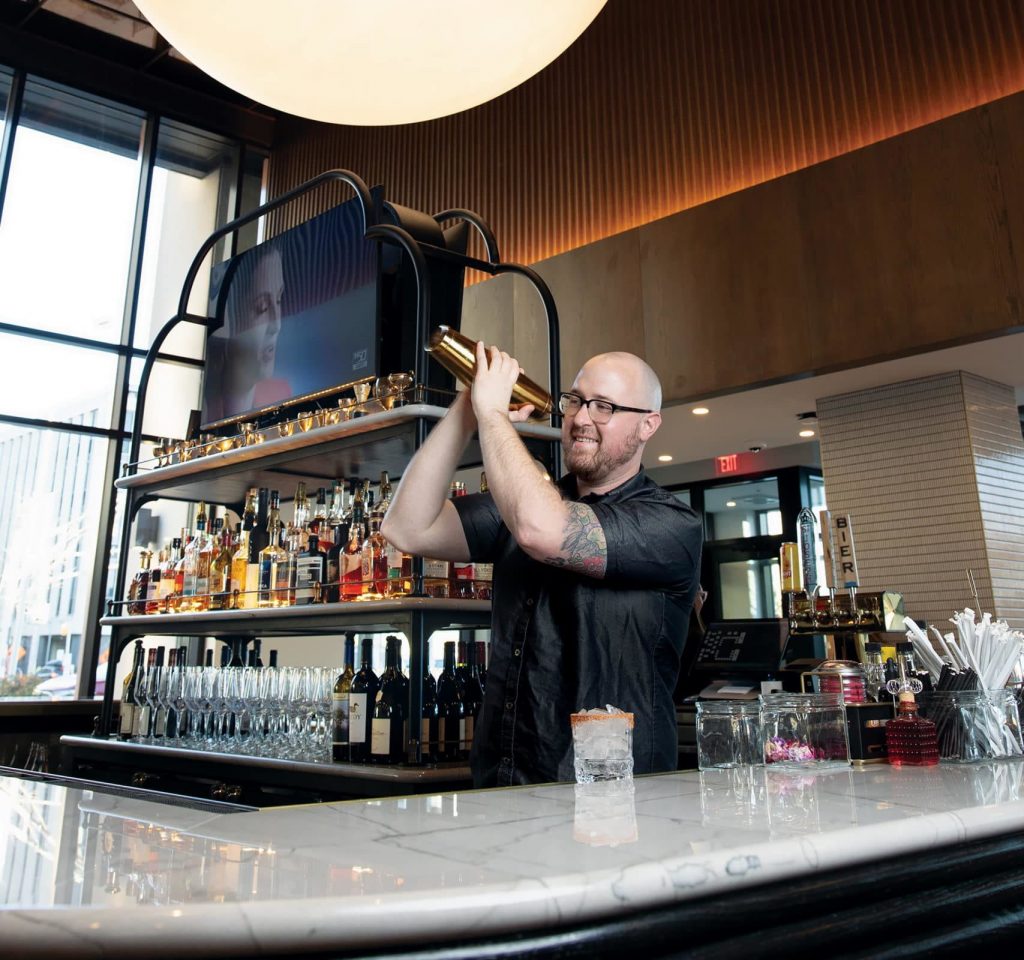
[{"left": 886, "top": 691, "right": 939, "bottom": 766}]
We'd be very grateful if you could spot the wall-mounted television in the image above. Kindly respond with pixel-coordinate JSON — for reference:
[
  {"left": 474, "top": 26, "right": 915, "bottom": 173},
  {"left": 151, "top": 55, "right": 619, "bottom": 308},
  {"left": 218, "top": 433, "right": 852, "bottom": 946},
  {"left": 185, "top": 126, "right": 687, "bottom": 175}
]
[
  {"left": 201, "top": 189, "right": 468, "bottom": 431},
  {"left": 201, "top": 190, "right": 382, "bottom": 430}
]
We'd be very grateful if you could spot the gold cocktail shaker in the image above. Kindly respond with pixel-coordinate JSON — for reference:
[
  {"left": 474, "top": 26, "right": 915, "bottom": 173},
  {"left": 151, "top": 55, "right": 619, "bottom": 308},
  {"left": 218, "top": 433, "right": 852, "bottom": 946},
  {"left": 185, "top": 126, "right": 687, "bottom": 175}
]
[{"left": 427, "top": 325, "right": 553, "bottom": 419}]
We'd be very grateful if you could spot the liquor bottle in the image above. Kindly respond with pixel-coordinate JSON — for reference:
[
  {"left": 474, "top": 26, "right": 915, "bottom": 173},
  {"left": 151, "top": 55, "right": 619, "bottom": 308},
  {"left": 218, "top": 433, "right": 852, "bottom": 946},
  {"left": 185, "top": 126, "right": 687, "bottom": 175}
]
[
  {"left": 319, "top": 484, "right": 341, "bottom": 554},
  {"left": 194, "top": 512, "right": 216, "bottom": 609},
  {"left": 230, "top": 489, "right": 257, "bottom": 609},
  {"left": 373, "top": 471, "right": 391, "bottom": 524},
  {"left": 258, "top": 491, "right": 287, "bottom": 607},
  {"left": 886, "top": 690, "right": 939, "bottom": 766},
  {"left": 349, "top": 638, "right": 379, "bottom": 762},
  {"left": 332, "top": 635, "right": 356, "bottom": 762},
  {"left": 474, "top": 472, "right": 494, "bottom": 599},
  {"left": 436, "top": 641, "right": 464, "bottom": 761},
  {"left": 370, "top": 636, "right": 408, "bottom": 764},
  {"left": 118, "top": 639, "right": 145, "bottom": 739},
  {"left": 292, "top": 481, "right": 310, "bottom": 532},
  {"left": 209, "top": 522, "right": 236, "bottom": 610},
  {"left": 128, "top": 550, "right": 152, "bottom": 615},
  {"left": 274, "top": 524, "right": 298, "bottom": 606},
  {"left": 160, "top": 539, "right": 180, "bottom": 612},
  {"left": 145, "top": 549, "right": 163, "bottom": 615},
  {"left": 311, "top": 486, "right": 329, "bottom": 539},
  {"left": 295, "top": 534, "right": 326, "bottom": 605},
  {"left": 182, "top": 515, "right": 200, "bottom": 607},
  {"left": 170, "top": 533, "right": 188, "bottom": 612},
  {"left": 360, "top": 515, "right": 389, "bottom": 599},
  {"left": 342, "top": 520, "right": 365, "bottom": 600}
]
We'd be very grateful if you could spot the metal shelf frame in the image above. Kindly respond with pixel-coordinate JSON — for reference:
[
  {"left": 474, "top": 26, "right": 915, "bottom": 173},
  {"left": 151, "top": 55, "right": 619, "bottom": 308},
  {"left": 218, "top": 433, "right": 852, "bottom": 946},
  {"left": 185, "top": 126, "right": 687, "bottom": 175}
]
[{"left": 98, "top": 168, "right": 563, "bottom": 779}]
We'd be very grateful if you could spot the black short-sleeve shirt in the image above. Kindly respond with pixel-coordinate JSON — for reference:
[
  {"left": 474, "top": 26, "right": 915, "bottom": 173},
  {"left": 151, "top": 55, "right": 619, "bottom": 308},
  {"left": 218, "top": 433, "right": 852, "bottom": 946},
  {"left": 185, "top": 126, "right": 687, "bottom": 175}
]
[{"left": 453, "top": 469, "right": 703, "bottom": 786}]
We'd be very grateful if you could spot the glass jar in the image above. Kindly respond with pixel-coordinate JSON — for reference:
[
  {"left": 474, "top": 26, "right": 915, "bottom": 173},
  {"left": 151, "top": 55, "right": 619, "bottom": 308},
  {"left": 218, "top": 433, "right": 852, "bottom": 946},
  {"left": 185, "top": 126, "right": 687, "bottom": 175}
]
[
  {"left": 760, "top": 692, "right": 850, "bottom": 770},
  {"left": 807, "top": 660, "right": 867, "bottom": 704},
  {"left": 918, "top": 688, "right": 1024, "bottom": 762},
  {"left": 696, "top": 700, "right": 762, "bottom": 769}
]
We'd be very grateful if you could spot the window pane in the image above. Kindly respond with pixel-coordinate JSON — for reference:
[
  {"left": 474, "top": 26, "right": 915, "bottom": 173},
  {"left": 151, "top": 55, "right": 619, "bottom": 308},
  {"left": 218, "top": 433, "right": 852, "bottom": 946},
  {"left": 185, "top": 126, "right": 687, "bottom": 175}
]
[
  {"left": 134, "top": 120, "right": 240, "bottom": 356},
  {"left": 126, "top": 356, "right": 202, "bottom": 442},
  {"left": 0, "top": 331, "right": 118, "bottom": 425},
  {"left": 0, "top": 424, "right": 110, "bottom": 700},
  {"left": 705, "top": 478, "right": 781, "bottom": 541},
  {"left": 0, "top": 77, "right": 144, "bottom": 343},
  {"left": 0, "top": 65, "right": 13, "bottom": 134},
  {"left": 719, "top": 558, "right": 782, "bottom": 619}
]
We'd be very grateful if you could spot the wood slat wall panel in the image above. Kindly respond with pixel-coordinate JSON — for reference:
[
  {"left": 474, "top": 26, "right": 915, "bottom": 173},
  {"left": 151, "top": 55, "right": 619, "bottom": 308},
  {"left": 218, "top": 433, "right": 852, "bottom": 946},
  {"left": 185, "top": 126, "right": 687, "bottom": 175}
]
[{"left": 267, "top": 0, "right": 1024, "bottom": 270}]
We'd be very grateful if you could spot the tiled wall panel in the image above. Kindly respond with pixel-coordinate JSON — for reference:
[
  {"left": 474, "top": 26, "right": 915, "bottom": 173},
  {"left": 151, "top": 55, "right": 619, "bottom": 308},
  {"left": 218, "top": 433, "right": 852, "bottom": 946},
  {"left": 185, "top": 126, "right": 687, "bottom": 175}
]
[
  {"left": 817, "top": 373, "right": 1023, "bottom": 629},
  {"left": 962, "top": 375, "right": 1024, "bottom": 628}
]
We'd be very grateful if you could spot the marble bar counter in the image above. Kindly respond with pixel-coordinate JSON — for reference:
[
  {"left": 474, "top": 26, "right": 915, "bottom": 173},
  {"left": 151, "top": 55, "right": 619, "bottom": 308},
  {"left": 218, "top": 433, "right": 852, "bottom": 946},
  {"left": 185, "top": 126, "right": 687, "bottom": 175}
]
[{"left": 3, "top": 762, "right": 1024, "bottom": 959}]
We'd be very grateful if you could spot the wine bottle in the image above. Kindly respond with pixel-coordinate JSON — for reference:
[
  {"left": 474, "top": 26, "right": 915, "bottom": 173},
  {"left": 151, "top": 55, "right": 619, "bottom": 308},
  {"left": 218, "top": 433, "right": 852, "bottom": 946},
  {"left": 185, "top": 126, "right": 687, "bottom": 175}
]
[
  {"left": 332, "top": 635, "right": 356, "bottom": 762},
  {"left": 436, "top": 641, "right": 464, "bottom": 761},
  {"left": 421, "top": 668, "right": 439, "bottom": 763},
  {"left": 348, "top": 637, "right": 379, "bottom": 762},
  {"left": 370, "top": 636, "right": 408, "bottom": 764},
  {"left": 118, "top": 639, "right": 145, "bottom": 739},
  {"left": 461, "top": 640, "right": 484, "bottom": 758}
]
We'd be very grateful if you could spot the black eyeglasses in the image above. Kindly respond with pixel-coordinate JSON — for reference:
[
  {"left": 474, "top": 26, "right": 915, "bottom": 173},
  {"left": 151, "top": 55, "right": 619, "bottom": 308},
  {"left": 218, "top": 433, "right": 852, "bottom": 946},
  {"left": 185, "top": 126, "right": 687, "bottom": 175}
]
[{"left": 558, "top": 392, "right": 653, "bottom": 424}]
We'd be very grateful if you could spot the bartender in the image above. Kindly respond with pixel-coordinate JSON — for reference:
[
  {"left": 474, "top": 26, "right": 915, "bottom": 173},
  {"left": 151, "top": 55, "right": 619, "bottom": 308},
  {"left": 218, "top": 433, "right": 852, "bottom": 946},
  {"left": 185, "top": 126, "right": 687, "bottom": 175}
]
[{"left": 382, "top": 343, "right": 702, "bottom": 786}]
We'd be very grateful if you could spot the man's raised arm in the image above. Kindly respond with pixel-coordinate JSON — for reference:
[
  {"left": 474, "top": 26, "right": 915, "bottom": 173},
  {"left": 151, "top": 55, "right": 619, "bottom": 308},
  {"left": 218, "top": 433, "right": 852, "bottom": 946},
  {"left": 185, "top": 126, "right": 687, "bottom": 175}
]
[{"left": 380, "top": 389, "right": 476, "bottom": 561}]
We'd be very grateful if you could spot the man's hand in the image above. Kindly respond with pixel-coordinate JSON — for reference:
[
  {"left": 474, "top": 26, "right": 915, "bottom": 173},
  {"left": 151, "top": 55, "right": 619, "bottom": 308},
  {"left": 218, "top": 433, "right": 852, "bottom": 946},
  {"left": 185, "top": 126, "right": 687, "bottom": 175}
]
[{"left": 471, "top": 341, "right": 535, "bottom": 423}]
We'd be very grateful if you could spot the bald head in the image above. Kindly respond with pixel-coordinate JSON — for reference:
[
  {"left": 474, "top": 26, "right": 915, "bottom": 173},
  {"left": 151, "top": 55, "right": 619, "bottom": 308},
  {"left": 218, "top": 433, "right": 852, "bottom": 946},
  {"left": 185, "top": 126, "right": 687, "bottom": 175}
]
[{"left": 574, "top": 352, "right": 663, "bottom": 411}]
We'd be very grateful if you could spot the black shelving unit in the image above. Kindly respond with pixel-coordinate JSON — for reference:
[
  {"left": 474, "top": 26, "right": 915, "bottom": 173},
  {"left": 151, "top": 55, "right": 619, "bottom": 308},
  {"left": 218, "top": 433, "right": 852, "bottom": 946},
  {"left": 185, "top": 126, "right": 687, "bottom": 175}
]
[{"left": 90, "top": 168, "right": 562, "bottom": 796}]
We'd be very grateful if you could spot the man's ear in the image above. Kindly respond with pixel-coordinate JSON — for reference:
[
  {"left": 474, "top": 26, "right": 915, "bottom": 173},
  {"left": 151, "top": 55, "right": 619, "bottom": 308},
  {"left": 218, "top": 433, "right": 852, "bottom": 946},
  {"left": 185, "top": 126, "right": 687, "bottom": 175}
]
[{"left": 639, "top": 411, "right": 661, "bottom": 441}]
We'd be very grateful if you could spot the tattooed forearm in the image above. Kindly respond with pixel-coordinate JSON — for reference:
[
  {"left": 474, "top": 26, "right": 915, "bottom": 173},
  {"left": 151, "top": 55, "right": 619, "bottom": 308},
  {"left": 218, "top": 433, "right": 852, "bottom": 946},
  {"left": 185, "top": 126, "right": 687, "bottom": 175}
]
[{"left": 544, "top": 502, "right": 607, "bottom": 577}]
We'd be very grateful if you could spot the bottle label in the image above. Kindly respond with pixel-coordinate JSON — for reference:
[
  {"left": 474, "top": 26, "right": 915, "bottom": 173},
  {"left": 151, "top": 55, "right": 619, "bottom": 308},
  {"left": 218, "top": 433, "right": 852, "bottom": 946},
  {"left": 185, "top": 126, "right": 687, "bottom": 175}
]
[
  {"left": 119, "top": 704, "right": 135, "bottom": 736},
  {"left": 464, "top": 715, "right": 474, "bottom": 750},
  {"left": 332, "top": 693, "right": 350, "bottom": 743},
  {"left": 133, "top": 704, "right": 148, "bottom": 738},
  {"left": 155, "top": 708, "right": 167, "bottom": 737},
  {"left": 475, "top": 563, "right": 493, "bottom": 582},
  {"left": 421, "top": 718, "right": 431, "bottom": 749},
  {"left": 348, "top": 693, "right": 368, "bottom": 743},
  {"left": 327, "top": 559, "right": 340, "bottom": 583},
  {"left": 370, "top": 718, "right": 391, "bottom": 756},
  {"left": 423, "top": 558, "right": 448, "bottom": 578},
  {"left": 342, "top": 552, "right": 362, "bottom": 579},
  {"left": 295, "top": 556, "right": 323, "bottom": 604},
  {"left": 459, "top": 718, "right": 467, "bottom": 748},
  {"left": 361, "top": 551, "right": 373, "bottom": 580}
]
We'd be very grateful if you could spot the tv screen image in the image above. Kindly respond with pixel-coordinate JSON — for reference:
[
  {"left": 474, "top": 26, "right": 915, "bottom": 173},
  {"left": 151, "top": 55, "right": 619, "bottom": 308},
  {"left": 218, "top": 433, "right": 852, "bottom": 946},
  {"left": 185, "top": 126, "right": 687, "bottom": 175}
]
[{"left": 202, "top": 193, "right": 380, "bottom": 429}]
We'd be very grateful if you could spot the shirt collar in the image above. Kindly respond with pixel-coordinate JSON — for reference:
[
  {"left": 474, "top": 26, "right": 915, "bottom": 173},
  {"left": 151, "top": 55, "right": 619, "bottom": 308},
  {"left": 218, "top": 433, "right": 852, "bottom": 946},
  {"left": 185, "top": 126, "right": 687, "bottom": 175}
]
[{"left": 558, "top": 468, "right": 648, "bottom": 504}]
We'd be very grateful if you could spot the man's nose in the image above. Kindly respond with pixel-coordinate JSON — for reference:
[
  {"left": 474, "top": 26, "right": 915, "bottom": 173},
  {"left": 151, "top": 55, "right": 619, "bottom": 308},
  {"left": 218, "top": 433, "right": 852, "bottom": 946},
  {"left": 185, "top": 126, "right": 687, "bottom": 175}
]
[
  {"left": 267, "top": 302, "right": 282, "bottom": 332},
  {"left": 574, "top": 401, "right": 595, "bottom": 426}
]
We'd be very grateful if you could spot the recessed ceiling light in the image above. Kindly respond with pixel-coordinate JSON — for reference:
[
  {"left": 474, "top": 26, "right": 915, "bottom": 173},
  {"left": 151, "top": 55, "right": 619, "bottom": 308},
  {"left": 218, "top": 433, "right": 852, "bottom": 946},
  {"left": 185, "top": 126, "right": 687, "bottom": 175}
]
[
  {"left": 799, "top": 429, "right": 816, "bottom": 438},
  {"left": 692, "top": 406, "right": 710, "bottom": 416},
  {"left": 657, "top": 454, "right": 673, "bottom": 462},
  {"left": 726, "top": 500, "right": 737, "bottom": 508}
]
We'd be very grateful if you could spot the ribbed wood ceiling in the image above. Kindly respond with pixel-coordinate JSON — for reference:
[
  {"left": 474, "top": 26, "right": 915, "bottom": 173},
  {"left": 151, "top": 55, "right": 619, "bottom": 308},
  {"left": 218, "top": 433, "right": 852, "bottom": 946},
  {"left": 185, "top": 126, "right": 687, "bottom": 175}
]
[{"left": 267, "top": 0, "right": 1024, "bottom": 270}]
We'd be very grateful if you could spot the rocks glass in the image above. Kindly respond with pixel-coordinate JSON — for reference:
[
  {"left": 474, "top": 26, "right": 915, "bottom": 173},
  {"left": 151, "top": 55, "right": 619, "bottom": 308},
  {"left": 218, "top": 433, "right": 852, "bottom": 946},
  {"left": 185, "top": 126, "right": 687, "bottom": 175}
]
[{"left": 570, "top": 709, "right": 634, "bottom": 783}]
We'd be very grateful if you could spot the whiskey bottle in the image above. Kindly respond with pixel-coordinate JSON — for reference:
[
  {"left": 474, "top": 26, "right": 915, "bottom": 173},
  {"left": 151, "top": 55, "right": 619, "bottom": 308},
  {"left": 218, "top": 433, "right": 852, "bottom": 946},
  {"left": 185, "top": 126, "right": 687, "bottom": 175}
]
[
  {"left": 360, "top": 516, "right": 389, "bottom": 599},
  {"left": 475, "top": 472, "right": 494, "bottom": 599},
  {"left": 232, "top": 489, "right": 257, "bottom": 609},
  {"left": 209, "top": 523, "right": 236, "bottom": 610},
  {"left": 295, "top": 534, "right": 326, "bottom": 604},
  {"left": 128, "top": 550, "right": 152, "bottom": 615},
  {"left": 310, "top": 486, "right": 329, "bottom": 541},
  {"left": 332, "top": 635, "right": 356, "bottom": 762},
  {"left": 292, "top": 481, "right": 310, "bottom": 531}
]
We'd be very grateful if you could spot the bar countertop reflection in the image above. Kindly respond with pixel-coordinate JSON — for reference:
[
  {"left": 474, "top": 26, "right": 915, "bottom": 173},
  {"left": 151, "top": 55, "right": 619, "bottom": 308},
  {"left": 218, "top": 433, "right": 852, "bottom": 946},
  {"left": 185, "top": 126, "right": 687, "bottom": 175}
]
[{"left": 2, "top": 763, "right": 1024, "bottom": 956}]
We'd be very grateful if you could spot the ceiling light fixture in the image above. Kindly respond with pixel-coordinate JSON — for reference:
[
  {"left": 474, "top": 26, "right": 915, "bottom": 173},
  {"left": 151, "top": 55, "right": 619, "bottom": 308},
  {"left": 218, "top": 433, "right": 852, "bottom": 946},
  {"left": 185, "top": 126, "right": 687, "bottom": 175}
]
[
  {"left": 725, "top": 500, "right": 737, "bottom": 508},
  {"left": 799, "top": 429, "right": 816, "bottom": 438},
  {"left": 692, "top": 406, "right": 710, "bottom": 416},
  {"left": 134, "top": 0, "right": 609, "bottom": 125},
  {"left": 657, "top": 455, "right": 673, "bottom": 462}
]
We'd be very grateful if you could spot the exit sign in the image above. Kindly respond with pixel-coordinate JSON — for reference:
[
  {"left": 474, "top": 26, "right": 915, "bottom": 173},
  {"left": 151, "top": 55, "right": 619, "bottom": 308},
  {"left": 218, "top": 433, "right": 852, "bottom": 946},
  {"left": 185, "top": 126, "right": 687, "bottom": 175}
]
[
  {"left": 714, "top": 452, "right": 764, "bottom": 476},
  {"left": 715, "top": 453, "right": 741, "bottom": 475}
]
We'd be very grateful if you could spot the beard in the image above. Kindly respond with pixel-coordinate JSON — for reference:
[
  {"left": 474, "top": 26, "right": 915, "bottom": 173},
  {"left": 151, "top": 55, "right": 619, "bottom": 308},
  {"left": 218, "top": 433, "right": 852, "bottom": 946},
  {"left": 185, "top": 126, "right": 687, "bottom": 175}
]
[{"left": 563, "top": 420, "right": 644, "bottom": 483}]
